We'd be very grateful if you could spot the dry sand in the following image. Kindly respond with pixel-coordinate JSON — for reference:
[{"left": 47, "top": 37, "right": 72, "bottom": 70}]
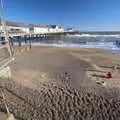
[{"left": 0, "top": 46, "right": 120, "bottom": 119}]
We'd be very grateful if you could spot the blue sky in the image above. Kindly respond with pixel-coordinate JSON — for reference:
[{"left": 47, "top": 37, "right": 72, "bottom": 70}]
[{"left": 3, "top": 0, "right": 120, "bottom": 31}]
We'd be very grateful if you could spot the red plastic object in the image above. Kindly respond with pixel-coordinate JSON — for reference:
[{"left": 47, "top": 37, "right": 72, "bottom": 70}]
[{"left": 107, "top": 72, "right": 112, "bottom": 79}]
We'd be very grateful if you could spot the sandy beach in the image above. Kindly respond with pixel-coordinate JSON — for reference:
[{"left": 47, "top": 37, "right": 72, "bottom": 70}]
[{"left": 0, "top": 46, "right": 120, "bottom": 119}]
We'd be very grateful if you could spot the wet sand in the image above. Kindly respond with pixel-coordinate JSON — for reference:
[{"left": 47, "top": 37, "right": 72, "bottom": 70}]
[{"left": 0, "top": 46, "right": 120, "bottom": 119}]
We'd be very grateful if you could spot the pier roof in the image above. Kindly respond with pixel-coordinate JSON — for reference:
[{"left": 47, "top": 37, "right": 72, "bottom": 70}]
[{"left": 28, "top": 24, "right": 48, "bottom": 28}]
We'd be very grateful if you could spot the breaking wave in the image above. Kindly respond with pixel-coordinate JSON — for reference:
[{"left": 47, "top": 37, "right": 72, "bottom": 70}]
[{"left": 68, "top": 34, "right": 120, "bottom": 38}]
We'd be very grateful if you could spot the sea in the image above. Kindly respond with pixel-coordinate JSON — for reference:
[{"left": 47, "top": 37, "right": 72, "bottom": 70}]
[{"left": 30, "top": 33, "right": 120, "bottom": 54}]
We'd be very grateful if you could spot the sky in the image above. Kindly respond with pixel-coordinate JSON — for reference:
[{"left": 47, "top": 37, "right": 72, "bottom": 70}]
[{"left": 2, "top": 0, "right": 120, "bottom": 31}]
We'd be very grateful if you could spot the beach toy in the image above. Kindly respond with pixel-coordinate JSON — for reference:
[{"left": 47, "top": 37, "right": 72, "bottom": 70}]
[{"left": 107, "top": 72, "right": 112, "bottom": 79}]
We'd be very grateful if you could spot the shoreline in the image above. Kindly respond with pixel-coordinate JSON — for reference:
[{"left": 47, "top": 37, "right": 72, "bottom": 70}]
[{"left": 13, "top": 41, "right": 120, "bottom": 55}]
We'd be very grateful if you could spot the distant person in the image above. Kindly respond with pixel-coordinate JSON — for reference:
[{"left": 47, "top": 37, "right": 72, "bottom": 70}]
[
  {"left": 116, "top": 40, "right": 118, "bottom": 44},
  {"left": 107, "top": 72, "right": 112, "bottom": 79}
]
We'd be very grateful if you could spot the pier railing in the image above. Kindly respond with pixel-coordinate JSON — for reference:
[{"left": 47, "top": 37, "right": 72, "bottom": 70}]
[{"left": 0, "top": 30, "right": 74, "bottom": 37}]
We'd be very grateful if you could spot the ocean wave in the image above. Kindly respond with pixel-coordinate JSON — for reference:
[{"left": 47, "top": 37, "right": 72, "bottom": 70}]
[
  {"left": 31, "top": 42, "right": 119, "bottom": 51},
  {"left": 68, "top": 34, "right": 120, "bottom": 38}
]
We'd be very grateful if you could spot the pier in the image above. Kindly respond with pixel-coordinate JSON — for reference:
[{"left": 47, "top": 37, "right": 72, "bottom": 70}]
[{"left": 0, "top": 31, "right": 75, "bottom": 47}]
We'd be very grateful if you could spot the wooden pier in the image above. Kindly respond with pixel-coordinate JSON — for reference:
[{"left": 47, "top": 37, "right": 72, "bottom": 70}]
[{"left": 0, "top": 31, "right": 75, "bottom": 47}]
